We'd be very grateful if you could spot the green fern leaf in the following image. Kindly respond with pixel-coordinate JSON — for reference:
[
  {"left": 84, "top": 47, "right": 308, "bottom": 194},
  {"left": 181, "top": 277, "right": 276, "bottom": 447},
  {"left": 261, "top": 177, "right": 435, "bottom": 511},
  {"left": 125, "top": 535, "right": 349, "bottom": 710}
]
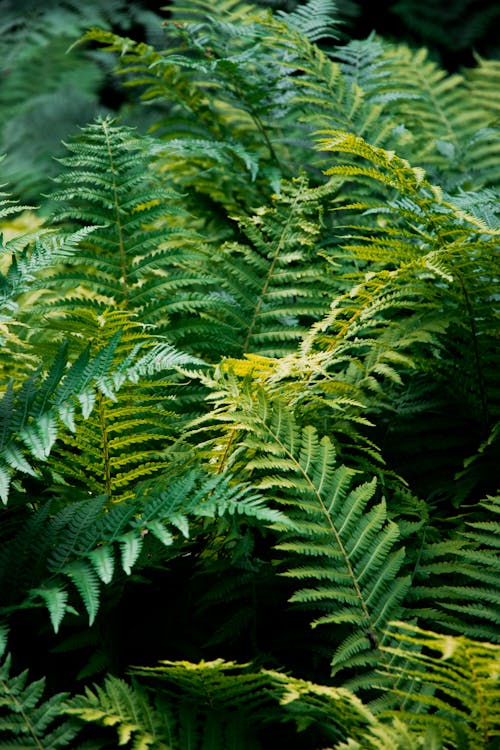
[
  {"left": 333, "top": 718, "right": 445, "bottom": 750},
  {"left": 409, "top": 495, "right": 500, "bottom": 642},
  {"left": 123, "top": 659, "right": 376, "bottom": 747},
  {"left": 0, "top": 624, "right": 8, "bottom": 660},
  {"left": 63, "top": 561, "right": 100, "bottom": 626},
  {"left": 0, "top": 466, "right": 11, "bottom": 506},
  {"left": 88, "top": 546, "right": 115, "bottom": 585},
  {"left": 44, "top": 116, "right": 192, "bottom": 331},
  {"left": 0, "top": 330, "right": 147, "bottom": 504},
  {"left": 119, "top": 532, "right": 144, "bottom": 576},
  {"left": 0, "top": 465, "right": 289, "bottom": 633},
  {"left": 2, "top": 443, "right": 37, "bottom": 477},
  {"left": 31, "top": 587, "right": 71, "bottom": 634},
  {"left": 144, "top": 520, "right": 174, "bottom": 547},
  {"left": 276, "top": 0, "right": 341, "bottom": 42},
  {"left": 0, "top": 652, "right": 79, "bottom": 748},
  {"left": 18, "top": 411, "right": 58, "bottom": 461}
]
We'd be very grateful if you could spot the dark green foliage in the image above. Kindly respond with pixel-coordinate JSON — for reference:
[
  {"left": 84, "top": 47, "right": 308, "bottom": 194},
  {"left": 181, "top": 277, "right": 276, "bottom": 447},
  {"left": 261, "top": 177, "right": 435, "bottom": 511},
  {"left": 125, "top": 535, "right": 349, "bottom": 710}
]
[
  {"left": 0, "top": 464, "right": 287, "bottom": 631},
  {"left": 303, "top": 130, "right": 500, "bottom": 504},
  {"left": 275, "top": 0, "right": 341, "bottom": 42},
  {"left": 0, "top": 0, "right": 499, "bottom": 747},
  {"left": 0, "top": 0, "right": 164, "bottom": 203},
  {"left": 390, "top": 0, "right": 500, "bottom": 57},
  {"left": 180, "top": 176, "right": 339, "bottom": 357},
  {"left": 409, "top": 495, "right": 500, "bottom": 642}
]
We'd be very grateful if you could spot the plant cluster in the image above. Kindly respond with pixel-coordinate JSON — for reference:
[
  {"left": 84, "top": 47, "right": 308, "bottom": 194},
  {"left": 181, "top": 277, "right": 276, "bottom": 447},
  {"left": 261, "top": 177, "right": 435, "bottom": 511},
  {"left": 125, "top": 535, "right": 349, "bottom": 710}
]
[{"left": 0, "top": 0, "right": 499, "bottom": 747}]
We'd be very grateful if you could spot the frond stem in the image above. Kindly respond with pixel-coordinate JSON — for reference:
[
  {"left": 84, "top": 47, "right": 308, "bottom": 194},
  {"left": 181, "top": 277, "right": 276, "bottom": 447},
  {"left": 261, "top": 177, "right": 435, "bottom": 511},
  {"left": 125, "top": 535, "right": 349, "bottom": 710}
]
[
  {"left": 96, "top": 391, "right": 113, "bottom": 501},
  {"left": 247, "top": 104, "right": 284, "bottom": 171},
  {"left": 0, "top": 676, "right": 46, "bottom": 750},
  {"left": 259, "top": 416, "right": 379, "bottom": 645},
  {"left": 102, "top": 119, "right": 129, "bottom": 306},
  {"left": 242, "top": 183, "right": 302, "bottom": 353}
]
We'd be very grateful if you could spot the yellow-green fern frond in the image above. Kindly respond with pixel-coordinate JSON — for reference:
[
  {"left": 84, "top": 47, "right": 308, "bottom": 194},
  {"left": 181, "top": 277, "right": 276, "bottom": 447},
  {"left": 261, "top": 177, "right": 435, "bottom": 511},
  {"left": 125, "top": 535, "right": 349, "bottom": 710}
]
[
  {"left": 194, "top": 377, "right": 410, "bottom": 680},
  {"left": 381, "top": 622, "right": 500, "bottom": 750},
  {"left": 47, "top": 310, "right": 190, "bottom": 503}
]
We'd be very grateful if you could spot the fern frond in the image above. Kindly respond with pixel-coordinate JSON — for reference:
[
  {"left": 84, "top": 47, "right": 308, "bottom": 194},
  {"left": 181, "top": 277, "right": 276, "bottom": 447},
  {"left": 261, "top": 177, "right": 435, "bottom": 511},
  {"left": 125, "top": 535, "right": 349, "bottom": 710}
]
[
  {"left": 409, "top": 495, "right": 500, "bottom": 643},
  {"left": 333, "top": 718, "right": 445, "bottom": 750},
  {"left": 71, "top": 656, "right": 456, "bottom": 749},
  {"left": 130, "top": 659, "right": 376, "bottom": 746},
  {"left": 368, "top": 42, "right": 500, "bottom": 190},
  {"left": 0, "top": 0, "right": 165, "bottom": 202},
  {"left": 0, "top": 186, "right": 33, "bottom": 226},
  {"left": 0, "top": 334, "right": 124, "bottom": 503},
  {"left": 259, "top": 15, "right": 398, "bottom": 150},
  {"left": 380, "top": 622, "right": 500, "bottom": 750},
  {"left": 31, "top": 586, "right": 72, "bottom": 634},
  {"left": 67, "top": 666, "right": 317, "bottom": 749},
  {"left": 332, "top": 34, "right": 406, "bottom": 106},
  {"left": 0, "top": 303, "right": 203, "bottom": 506},
  {"left": 45, "top": 117, "right": 192, "bottom": 326},
  {"left": 180, "top": 175, "right": 337, "bottom": 358},
  {"left": 466, "top": 56, "right": 500, "bottom": 123},
  {"left": 0, "top": 652, "right": 79, "bottom": 748},
  {"left": 40, "top": 309, "right": 198, "bottom": 503},
  {"left": 2, "top": 4, "right": 500, "bottom": 742},
  {"left": 0, "top": 26, "right": 101, "bottom": 200},
  {"left": 197, "top": 378, "right": 409, "bottom": 679},
  {"left": 63, "top": 561, "right": 101, "bottom": 627},
  {"left": 66, "top": 674, "right": 174, "bottom": 749},
  {"left": 0, "top": 347, "right": 101, "bottom": 503},
  {"left": 302, "top": 131, "right": 500, "bottom": 502},
  {"left": 0, "top": 465, "right": 288, "bottom": 629},
  {"left": 170, "top": 0, "right": 258, "bottom": 24},
  {"left": 78, "top": 15, "right": 290, "bottom": 205},
  {"left": 276, "top": 0, "right": 341, "bottom": 42}
]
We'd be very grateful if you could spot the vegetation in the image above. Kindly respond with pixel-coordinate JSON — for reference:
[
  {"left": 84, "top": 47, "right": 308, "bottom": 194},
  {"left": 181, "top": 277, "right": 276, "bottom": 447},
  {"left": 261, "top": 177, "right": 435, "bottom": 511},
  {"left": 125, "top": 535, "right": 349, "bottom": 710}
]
[{"left": 0, "top": 0, "right": 499, "bottom": 747}]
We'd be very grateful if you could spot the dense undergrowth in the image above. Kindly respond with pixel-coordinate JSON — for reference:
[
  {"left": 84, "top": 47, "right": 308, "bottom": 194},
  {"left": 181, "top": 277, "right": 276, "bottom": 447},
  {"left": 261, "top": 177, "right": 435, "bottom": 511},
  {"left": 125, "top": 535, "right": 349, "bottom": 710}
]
[{"left": 0, "top": 1, "right": 499, "bottom": 747}]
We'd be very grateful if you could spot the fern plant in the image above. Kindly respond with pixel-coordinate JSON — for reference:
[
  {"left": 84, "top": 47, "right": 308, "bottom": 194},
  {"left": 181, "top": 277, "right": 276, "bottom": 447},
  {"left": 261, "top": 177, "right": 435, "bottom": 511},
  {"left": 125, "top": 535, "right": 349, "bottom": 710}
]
[
  {"left": 77, "top": 8, "right": 290, "bottom": 213},
  {"left": 66, "top": 659, "right": 376, "bottom": 749},
  {"left": 0, "top": 455, "right": 289, "bottom": 632},
  {"left": 295, "top": 130, "right": 500, "bottom": 504},
  {"left": 43, "top": 310, "right": 190, "bottom": 504},
  {"left": 174, "top": 175, "right": 340, "bottom": 358},
  {"left": 1, "top": 1, "right": 499, "bottom": 748},
  {"left": 65, "top": 623, "right": 500, "bottom": 750}
]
